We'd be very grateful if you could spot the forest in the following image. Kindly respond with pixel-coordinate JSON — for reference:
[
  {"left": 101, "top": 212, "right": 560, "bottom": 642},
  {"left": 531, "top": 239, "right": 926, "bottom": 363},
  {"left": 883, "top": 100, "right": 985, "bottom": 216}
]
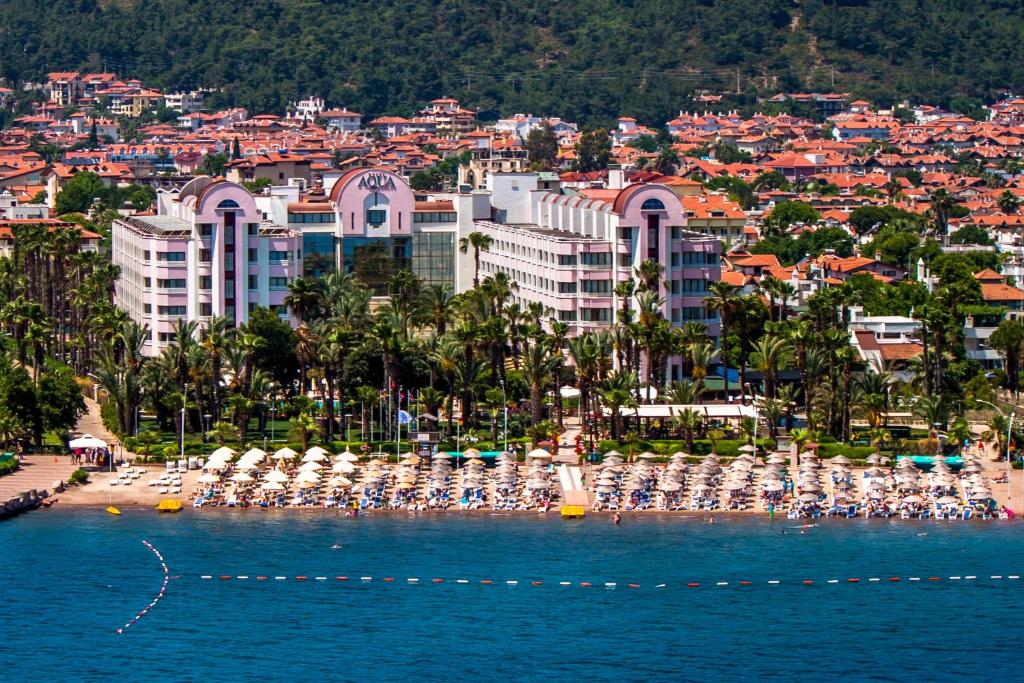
[{"left": 1, "top": 1, "right": 1023, "bottom": 125}]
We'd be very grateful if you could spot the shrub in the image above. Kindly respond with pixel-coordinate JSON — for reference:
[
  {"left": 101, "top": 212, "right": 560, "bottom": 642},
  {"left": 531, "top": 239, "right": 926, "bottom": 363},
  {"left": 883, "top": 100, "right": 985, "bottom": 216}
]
[
  {"left": 68, "top": 468, "right": 89, "bottom": 485},
  {"left": 0, "top": 458, "right": 19, "bottom": 477}
]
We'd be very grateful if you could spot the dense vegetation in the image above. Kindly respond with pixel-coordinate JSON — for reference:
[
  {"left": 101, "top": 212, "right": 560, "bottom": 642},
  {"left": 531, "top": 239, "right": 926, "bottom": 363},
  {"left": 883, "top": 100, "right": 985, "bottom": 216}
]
[{"left": 2, "top": 1, "right": 1024, "bottom": 124}]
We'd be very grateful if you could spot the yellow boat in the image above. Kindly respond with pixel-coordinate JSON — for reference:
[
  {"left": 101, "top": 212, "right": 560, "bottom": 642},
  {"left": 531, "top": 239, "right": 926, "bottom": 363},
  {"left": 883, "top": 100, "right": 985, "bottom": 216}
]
[
  {"left": 106, "top": 506, "right": 121, "bottom": 516},
  {"left": 156, "top": 499, "right": 182, "bottom": 513},
  {"left": 560, "top": 505, "right": 585, "bottom": 519}
]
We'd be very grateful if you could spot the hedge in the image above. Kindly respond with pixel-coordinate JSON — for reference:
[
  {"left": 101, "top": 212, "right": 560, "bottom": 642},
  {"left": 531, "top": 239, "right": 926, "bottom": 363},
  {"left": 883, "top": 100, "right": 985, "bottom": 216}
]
[{"left": 0, "top": 459, "right": 18, "bottom": 477}]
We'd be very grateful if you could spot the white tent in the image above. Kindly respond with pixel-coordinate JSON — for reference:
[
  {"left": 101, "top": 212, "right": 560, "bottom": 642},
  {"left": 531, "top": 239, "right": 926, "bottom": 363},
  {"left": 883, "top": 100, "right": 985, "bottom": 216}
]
[{"left": 69, "top": 434, "right": 107, "bottom": 450}]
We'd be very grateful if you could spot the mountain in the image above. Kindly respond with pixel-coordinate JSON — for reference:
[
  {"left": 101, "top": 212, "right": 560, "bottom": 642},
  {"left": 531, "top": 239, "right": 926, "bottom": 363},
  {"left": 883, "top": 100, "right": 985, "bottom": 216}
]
[{"left": 1, "top": 0, "right": 1023, "bottom": 124}]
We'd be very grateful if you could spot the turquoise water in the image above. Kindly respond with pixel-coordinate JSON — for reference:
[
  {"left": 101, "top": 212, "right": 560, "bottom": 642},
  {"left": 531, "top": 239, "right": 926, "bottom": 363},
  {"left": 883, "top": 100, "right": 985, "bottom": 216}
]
[{"left": 2, "top": 510, "right": 1024, "bottom": 681}]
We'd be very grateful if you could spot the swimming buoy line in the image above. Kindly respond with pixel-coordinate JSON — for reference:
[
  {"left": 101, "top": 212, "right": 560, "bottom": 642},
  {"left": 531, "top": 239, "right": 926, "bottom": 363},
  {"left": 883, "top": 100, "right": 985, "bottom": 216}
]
[
  {"left": 194, "top": 573, "right": 1022, "bottom": 589},
  {"left": 116, "top": 540, "right": 169, "bottom": 634}
]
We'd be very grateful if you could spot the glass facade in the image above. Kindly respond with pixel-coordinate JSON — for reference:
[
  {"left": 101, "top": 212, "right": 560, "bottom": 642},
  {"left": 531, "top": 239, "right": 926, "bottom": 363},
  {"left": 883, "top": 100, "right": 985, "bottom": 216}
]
[
  {"left": 411, "top": 232, "right": 455, "bottom": 290},
  {"left": 342, "top": 237, "right": 412, "bottom": 295},
  {"left": 303, "top": 233, "right": 336, "bottom": 278}
]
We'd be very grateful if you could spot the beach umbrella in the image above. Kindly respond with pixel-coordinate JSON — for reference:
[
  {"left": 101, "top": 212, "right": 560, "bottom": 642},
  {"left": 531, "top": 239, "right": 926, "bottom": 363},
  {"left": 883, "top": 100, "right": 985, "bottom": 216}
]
[
  {"left": 464, "top": 458, "right": 485, "bottom": 466},
  {"left": 332, "top": 461, "right": 356, "bottom": 474},
  {"left": 241, "top": 447, "right": 266, "bottom": 460},
  {"left": 302, "top": 451, "right": 329, "bottom": 463},
  {"left": 273, "top": 447, "right": 298, "bottom": 460},
  {"left": 830, "top": 455, "right": 851, "bottom": 465},
  {"left": 295, "top": 472, "right": 321, "bottom": 484},
  {"left": 902, "top": 495, "right": 924, "bottom": 503},
  {"left": 762, "top": 482, "right": 784, "bottom": 492},
  {"left": 936, "top": 495, "right": 959, "bottom": 504},
  {"left": 229, "top": 472, "right": 254, "bottom": 483},
  {"left": 432, "top": 452, "right": 454, "bottom": 460},
  {"left": 799, "top": 483, "right": 823, "bottom": 493},
  {"left": 866, "top": 454, "right": 886, "bottom": 465},
  {"left": 637, "top": 452, "right": 658, "bottom": 460},
  {"left": 197, "top": 473, "right": 221, "bottom": 484},
  {"left": 396, "top": 482, "right": 416, "bottom": 490},
  {"left": 527, "top": 449, "right": 551, "bottom": 459},
  {"left": 261, "top": 481, "right": 286, "bottom": 491},
  {"left": 210, "top": 446, "right": 236, "bottom": 460},
  {"left": 797, "top": 493, "right": 819, "bottom": 502},
  {"left": 798, "top": 451, "right": 816, "bottom": 459},
  {"left": 299, "top": 461, "right": 323, "bottom": 471},
  {"left": 202, "top": 459, "right": 229, "bottom": 470},
  {"left": 737, "top": 444, "right": 757, "bottom": 453},
  {"left": 463, "top": 448, "right": 481, "bottom": 458},
  {"left": 326, "top": 477, "right": 352, "bottom": 487},
  {"left": 399, "top": 457, "right": 420, "bottom": 466},
  {"left": 264, "top": 470, "right": 289, "bottom": 483},
  {"left": 335, "top": 451, "right": 359, "bottom": 463},
  {"left": 864, "top": 467, "right": 886, "bottom": 477}
]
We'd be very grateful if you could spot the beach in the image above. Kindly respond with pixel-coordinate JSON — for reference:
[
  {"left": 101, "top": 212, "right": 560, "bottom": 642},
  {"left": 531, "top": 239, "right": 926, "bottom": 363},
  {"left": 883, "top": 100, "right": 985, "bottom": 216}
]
[{"left": 45, "top": 445, "right": 1024, "bottom": 521}]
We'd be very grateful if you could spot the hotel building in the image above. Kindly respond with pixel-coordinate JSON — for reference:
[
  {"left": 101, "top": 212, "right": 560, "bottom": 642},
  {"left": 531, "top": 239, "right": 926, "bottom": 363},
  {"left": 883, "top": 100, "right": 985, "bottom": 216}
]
[{"left": 112, "top": 177, "right": 302, "bottom": 356}]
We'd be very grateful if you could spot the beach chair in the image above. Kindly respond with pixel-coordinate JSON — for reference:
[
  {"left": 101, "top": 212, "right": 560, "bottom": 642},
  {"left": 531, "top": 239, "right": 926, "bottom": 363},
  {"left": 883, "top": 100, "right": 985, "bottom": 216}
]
[
  {"left": 193, "top": 498, "right": 204, "bottom": 508},
  {"left": 962, "top": 508, "right": 972, "bottom": 520}
]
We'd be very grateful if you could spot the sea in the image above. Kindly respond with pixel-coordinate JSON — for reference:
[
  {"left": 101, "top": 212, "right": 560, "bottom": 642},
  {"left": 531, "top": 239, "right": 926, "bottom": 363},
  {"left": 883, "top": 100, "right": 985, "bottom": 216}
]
[{"left": 2, "top": 509, "right": 1023, "bottom": 682}]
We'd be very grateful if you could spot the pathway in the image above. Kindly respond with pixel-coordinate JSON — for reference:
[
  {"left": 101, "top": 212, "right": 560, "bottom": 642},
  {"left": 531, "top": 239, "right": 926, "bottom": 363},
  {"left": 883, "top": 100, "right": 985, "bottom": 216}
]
[{"left": 0, "top": 456, "right": 76, "bottom": 500}]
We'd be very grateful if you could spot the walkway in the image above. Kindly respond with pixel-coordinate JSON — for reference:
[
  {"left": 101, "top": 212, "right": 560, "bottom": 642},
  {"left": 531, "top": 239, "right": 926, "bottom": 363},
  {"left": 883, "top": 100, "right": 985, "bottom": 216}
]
[{"left": 0, "top": 456, "right": 76, "bottom": 500}]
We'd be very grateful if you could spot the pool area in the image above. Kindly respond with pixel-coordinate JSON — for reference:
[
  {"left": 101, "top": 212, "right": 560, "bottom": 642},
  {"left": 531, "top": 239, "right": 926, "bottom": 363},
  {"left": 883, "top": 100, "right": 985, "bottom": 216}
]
[{"left": 895, "top": 455, "right": 963, "bottom": 471}]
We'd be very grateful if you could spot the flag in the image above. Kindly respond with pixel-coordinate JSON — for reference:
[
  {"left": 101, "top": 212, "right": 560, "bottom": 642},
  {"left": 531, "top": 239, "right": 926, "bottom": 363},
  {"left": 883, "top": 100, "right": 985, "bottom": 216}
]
[{"left": 398, "top": 410, "right": 412, "bottom": 425}]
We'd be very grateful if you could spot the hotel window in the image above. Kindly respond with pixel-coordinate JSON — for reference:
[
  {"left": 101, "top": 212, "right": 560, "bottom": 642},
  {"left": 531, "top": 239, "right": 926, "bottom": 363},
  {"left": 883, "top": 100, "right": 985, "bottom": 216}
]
[
  {"left": 158, "top": 305, "right": 186, "bottom": 315},
  {"left": 619, "top": 227, "right": 633, "bottom": 241},
  {"left": 199, "top": 276, "right": 212, "bottom": 290},
  {"left": 670, "top": 280, "right": 680, "bottom": 295},
  {"left": 580, "top": 252, "right": 610, "bottom": 267},
  {"left": 248, "top": 275, "right": 258, "bottom": 290},
  {"left": 558, "top": 282, "right": 577, "bottom": 294},
  {"left": 683, "top": 279, "right": 707, "bottom": 293},
  {"left": 143, "top": 277, "right": 152, "bottom": 288},
  {"left": 269, "top": 250, "right": 289, "bottom": 262},
  {"left": 158, "top": 332, "right": 177, "bottom": 342},
  {"left": 558, "top": 310, "right": 577, "bottom": 322},
  {"left": 247, "top": 223, "right": 260, "bottom": 236},
  {"left": 157, "top": 251, "right": 185, "bottom": 262},
  {"left": 199, "top": 303, "right": 212, "bottom": 317},
  {"left": 198, "top": 223, "right": 213, "bottom": 237},
  {"left": 200, "top": 249, "right": 211, "bottom": 263},
  {"left": 682, "top": 307, "right": 706, "bottom": 320},
  {"left": 581, "top": 279, "right": 611, "bottom": 294},
  {"left": 158, "top": 278, "right": 186, "bottom": 289},
  {"left": 671, "top": 252, "right": 680, "bottom": 267},
  {"left": 143, "top": 250, "right": 151, "bottom": 261},
  {"left": 671, "top": 227, "right": 682, "bottom": 240},
  {"left": 580, "top": 307, "right": 611, "bottom": 322},
  {"left": 248, "top": 248, "right": 258, "bottom": 261},
  {"left": 143, "top": 304, "right": 152, "bottom": 314},
  {"left": 366, "top": 209, "right": 387, "bottom": 225},
  {"left": 269, "top": 277, "right": 288, "bottom": 289}
]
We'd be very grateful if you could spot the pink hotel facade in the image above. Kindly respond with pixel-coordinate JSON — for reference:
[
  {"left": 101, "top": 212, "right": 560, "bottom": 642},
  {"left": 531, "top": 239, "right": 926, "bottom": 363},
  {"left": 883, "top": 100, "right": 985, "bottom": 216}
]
[
  {"left": 112, "top": 177, "right": 301, "bottom": 355},
  {"left": 112, "top": 168, "right": 720, "bottom": 380}
]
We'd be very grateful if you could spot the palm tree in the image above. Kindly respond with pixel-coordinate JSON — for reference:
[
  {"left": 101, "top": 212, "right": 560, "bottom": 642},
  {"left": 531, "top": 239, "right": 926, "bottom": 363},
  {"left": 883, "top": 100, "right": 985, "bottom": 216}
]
[
  {"left": 913, "top": 394, "right": 953, "bottom": 432},
  {"left": 549, "top": 320, "right": 570, "bottom": 428},
  {"left": 707, "top": 281, "right": 740, "bottom": 397},
  {"left": 356, "top": 385, "right": 380, "bottom": 441},
  {"left": 284, "top": 277, "right": 323, "bottom": 325},
  {"left": 672, "top": 407, "right": 702, "bottom": 452},
  {"left": 200, "top": 316, "right": 232, "bottom": 422},
  {"left": 421, "top": 284, "right": 454, "bottom": 334},
  {"left": 600, "top": 370, "right": 638, "bottom": 439},
  {"left": 458, "top": 231, "right": 493, "bottom": 288},
  {"left": 749, "top": 335, "right": 792, "bottom": 399},
  {"left": 989, "top": 318, "right": 1024, "bottom": 396},
  {"left": 789, "top": 427, "right": 812, "bottom": 458},
  {"left": 290, "top": 413, "right": 317, "bottom": 452},
  {"left": 998, "top": 189, "right": 1020, "bottom": 215},
  {"left": 522, "top": 341, "right": 558, "bottom": 424},
  {"left": 927, "top": 188, "right": 957, "bottom": 236}
]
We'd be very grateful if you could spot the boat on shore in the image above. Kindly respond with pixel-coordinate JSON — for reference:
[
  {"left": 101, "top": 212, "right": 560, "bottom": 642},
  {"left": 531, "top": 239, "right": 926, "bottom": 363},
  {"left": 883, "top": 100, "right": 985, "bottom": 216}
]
[{"left": 156, "top": 500, "right": 182, "bottom": 513}]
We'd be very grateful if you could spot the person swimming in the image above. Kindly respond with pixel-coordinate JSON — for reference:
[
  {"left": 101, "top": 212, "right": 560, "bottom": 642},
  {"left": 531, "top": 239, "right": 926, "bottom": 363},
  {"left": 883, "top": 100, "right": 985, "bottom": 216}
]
[
  {"left": 709, "top": 516, "right": 716, "bottom": 524},
  {"left": 330, "top": 544, "right": 343, "bottom": 549},
  {"left": 612, "top": 512, "right": 621, "bottom": 525}
]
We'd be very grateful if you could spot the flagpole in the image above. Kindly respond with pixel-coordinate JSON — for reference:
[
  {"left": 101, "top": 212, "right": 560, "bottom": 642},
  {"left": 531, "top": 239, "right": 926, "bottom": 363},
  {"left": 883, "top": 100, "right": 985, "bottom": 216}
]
[{"left": 396, "top": 387, "right": 401, "bottom": 465}]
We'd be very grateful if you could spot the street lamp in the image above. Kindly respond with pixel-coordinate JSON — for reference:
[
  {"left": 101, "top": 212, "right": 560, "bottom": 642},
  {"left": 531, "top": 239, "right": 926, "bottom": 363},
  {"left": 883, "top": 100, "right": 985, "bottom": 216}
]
[
  {"left": 204, "top": 413, "right": 212, "bottom": 440},
  {"left": 499, "top": 377, "right": 508, "bottom": 453},
  {"left": 344, "top": 413, "right": 353, "bottom": 445},
  {"left": 270, "top": 403, "right": 278, "bottom": 446},
  {"left": 180, "top": 382, "right": 188, "bottom": 460}
]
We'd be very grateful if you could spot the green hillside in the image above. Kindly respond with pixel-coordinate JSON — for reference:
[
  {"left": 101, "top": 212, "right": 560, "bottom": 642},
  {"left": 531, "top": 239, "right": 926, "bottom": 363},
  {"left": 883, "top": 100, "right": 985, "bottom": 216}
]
[{"left": 1, "top": 0, "right": 1023, "bottom": 123}]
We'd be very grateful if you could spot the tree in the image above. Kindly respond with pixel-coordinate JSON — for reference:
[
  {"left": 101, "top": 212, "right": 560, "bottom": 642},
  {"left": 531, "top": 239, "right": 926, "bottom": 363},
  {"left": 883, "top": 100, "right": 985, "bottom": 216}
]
[
  {"left": 998, "top": 190, "right": 1020, "bottom": 215},
  {"left": 573, "top": 128, "right": 612, "bottom": 172},
  {"left": 989, "top": 319, "right": 1024, "bottom": 395},
  {"left": 200, "top": 152, "right": 229, "bottom": 177},
  {"left": 712, "top": 141, "right": 752, "bottom": 164},
  {"left": 458, "top": 231, "right": 493, "bottom": 288},
  {"left": 231, "top": 137, "right": 241, "bottom": 160},
  {"left": 927, "top": 188, "right": 957, "bottom": 236},
  {"left": 290, "top": 413, "right": 317, "bottom": 452},
  {"left": 525, "top": 124, "right": 558, "bottom": 169},
  {"left": 55, "top": 171, "right": 105, "bottom": 215},
  {"left": 37, "top": 360, "right": 86, "bottom": 439},
  {"left": 761, "top": 201, "right": 820, "bottom": 239},
  {"left": 707, "top": 281, "right": 741, "bottom": 397},
  {"left": 284, "top": 277, "right": 323, "bottom": 325},
  {"left": 949, "top": 225, "right": 994, "bottom": 246},
  {"left": 87, "top": 118, "right": 98, "bottom": 147}
]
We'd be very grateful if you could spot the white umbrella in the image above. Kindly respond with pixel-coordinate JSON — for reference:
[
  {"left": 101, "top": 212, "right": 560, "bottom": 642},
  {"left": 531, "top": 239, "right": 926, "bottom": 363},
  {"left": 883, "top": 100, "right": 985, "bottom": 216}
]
[
  {"left": 261, "top": 481, "right": 285, "bottom": 491},
  {"left": 527, "top": 449, "right": 551, "bottom": 459},
  {"left": 210, "top": 446, "right": 236, "bottom": 460},
  {"left": 202, "top": 459, "right": 230, "bottom": 470},
  {"left": 332, "top": 461, "right": 356, "bottom": 474},
  {"left": 637, "top": 452, "right": 658, "bottom": 460},
  {"left": 295, "top": 471, "right": 321, "bottom": 484},
  {"left": 302, "top": 451, "right": 329, "bottom": 463},
  {"left": 299, "top": 461, "right": 323, "bottom": 471},
  {"left": 264, "top": 470, "right": 289, "bottom": 483},
  {"left": 335, "top": 451, "right": 359, "bottom": 462},
  {"left": 230, "top": 472, "right": 254, "bottom": 483},
  {"left": 241, "top": 447, "right": 266, "bottom": 461},
  {"left": 69, "top": 433, "right": 107, "bottom": 449},
  {"left": 197, "top": 473, "right": 221, "bottom": 484},
  {"left": 273, "top": 447, "right": 298, "bottom": 461},
  {"left": 327, "top": 476, "right": 353, "bottom": 487},
  {"left": 737, "top": 444, "right": 757, "bottom": 453}
]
